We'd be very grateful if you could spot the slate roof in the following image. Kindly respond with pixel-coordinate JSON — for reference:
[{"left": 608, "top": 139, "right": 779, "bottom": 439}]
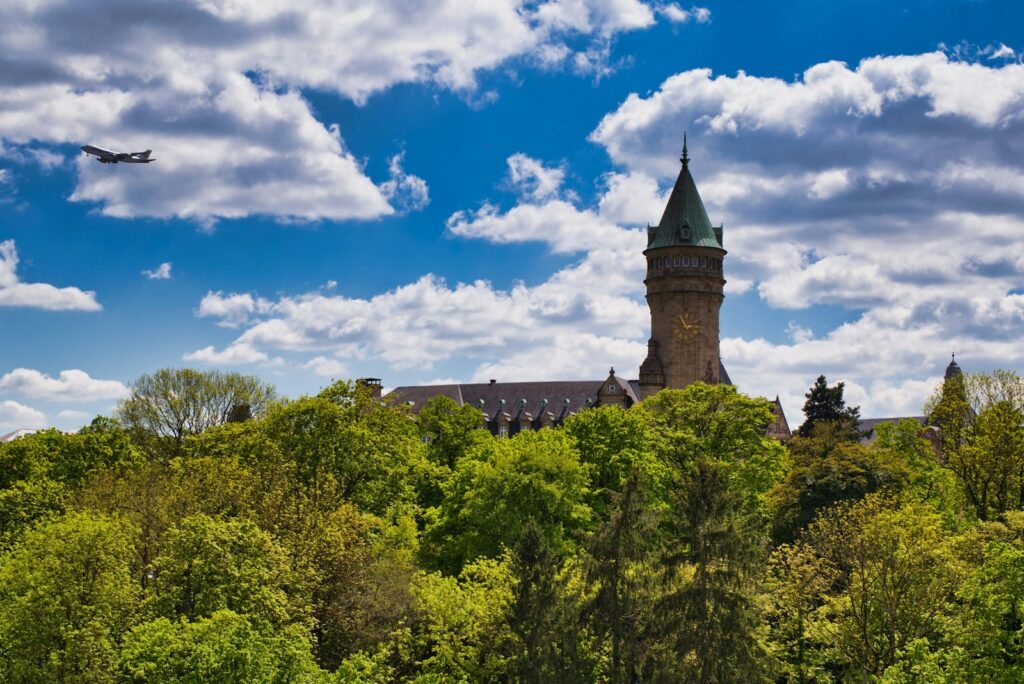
[
  {"left": 387, "top": 380, "right": 607, "bottom": 419},
  {"left": 391, "top": 361, "right": 732, "bottom": 419},
  {"left": 647, "top": 137, "right": 723, "bottom": 251}
]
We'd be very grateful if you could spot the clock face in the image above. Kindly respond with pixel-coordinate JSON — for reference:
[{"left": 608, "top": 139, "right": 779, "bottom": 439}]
[{"left": 672, "top": 313, "right": 699, "bottom": 339}]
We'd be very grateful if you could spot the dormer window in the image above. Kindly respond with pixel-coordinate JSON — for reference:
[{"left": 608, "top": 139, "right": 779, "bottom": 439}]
[{"left": 682, "top": 229, "right": 691, "bottom": 240}]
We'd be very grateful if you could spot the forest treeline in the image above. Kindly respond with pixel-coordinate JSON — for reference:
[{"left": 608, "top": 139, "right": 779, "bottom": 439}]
[{"left": 2, "top": 366, "right": 1024, "bottom": 682}]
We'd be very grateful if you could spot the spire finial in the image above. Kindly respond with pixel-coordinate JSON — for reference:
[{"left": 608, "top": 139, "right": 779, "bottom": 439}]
[{"left": 680, "top": 131, "right": 689, "bottom": 167}]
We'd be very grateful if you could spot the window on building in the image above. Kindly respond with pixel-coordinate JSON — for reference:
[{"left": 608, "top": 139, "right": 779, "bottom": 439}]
[
  {"left": 498, "top": 424, "right": 508, "bottom": 438},
  {"left": 674, "top": 257, "right": 680, "bottom": 267},
  {"left": 608, "top": 383, "right": 617, "bottom": 394},
  {"left": 684, "top": 256, "right": 690, "bottom": 267},
  {"left": 701, "top": 257, "right": 707, "bottom": 267}
]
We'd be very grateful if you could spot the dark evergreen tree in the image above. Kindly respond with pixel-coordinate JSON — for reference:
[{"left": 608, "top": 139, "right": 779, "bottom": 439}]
[
  {"left": 505, "top": 523, "right": 590, "bottom": 684},
  {"left": 797, "top": 375, "right": 862, "bottom": 438},
  {"left": 584, "top": 472, "right": 660, "bottom": 683},
  {"left": 655, "top": 461, "right": 769, "bottom": 683}
]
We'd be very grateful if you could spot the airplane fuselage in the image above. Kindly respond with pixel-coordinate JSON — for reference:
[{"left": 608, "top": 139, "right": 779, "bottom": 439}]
[{"left": 81, "top": 145, "right": 155, "bottom": 163}]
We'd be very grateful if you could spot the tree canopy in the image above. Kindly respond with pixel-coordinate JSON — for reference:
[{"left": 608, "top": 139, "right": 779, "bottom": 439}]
[{"left": 3, "top": 366, "right": 1024, "bottom": 681}]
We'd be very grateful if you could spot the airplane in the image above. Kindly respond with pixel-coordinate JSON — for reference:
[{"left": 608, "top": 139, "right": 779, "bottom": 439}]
[{"left": 80, "top": 145, "right": 155, "bottom": 164}]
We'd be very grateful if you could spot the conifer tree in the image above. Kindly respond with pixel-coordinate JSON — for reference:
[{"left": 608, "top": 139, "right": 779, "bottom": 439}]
[{"left": 798, "top": 375, "right": 862, "bottom": 438}]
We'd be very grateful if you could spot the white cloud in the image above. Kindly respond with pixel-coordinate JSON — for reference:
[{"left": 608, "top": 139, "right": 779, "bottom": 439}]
[
  {"left": 197, "top": 291, "right": 270, "bottom": 328},
  {"left": 0, "top": 0, "right": 689, "bottom": 224},
  {"left": 0, "top": 368, "right": 129, "bottom": 402},
  {"left": 58, "top": 409, "right": 90, "bottom": 420},
  {"left": 378, "top": 153, "right": 430, "bottom": 214},
  {"left": 0, "top": 400, "right": 46, "bottom": 431},
  {"left": 183, "top": 343, "right": 280, "bottom": 366},
  {"left": 187, "top": 50, "right": 1024, "bottom": 421},
  {"left": 657, "top": 5, "right": 711, "bottom": 24},
  {"left": 142, "top": 262, "right": 172, "bottom": 280},
  {"left": 807, "top": 168, "right": 851, "bottom": 200},
  {"left": 506, "top": 153, "right": 569, "bottom": 202},
  {"left": 0, "top": 239, "right": 101, "bottom": 311},
  {"left": 302, "top": 356, "right": 348, "bottom": 377}
]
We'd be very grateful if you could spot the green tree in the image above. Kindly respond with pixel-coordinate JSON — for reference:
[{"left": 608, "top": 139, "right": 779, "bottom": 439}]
[
  {"left": 149, "top": 514, "right": 299, "bottom": 628},
  {"left": 425, "top": 428, "right": 591, "bottom": 575},
  {"left": 952, "top": 401, "right": 1024, "bottom": 521},
  {"left": 583, "top": 472, "right": 661, "bottom": 683},
  {"left": 117, "top": 368, "right": 277, "bottom": 459},
  {"left": 0, "top": 512, "right": 141, "bottom": 683},
  {"left": 416, "top": 394, "right": 488, "bottom": 470},
  {"left": 119, "top": 610, "right": 327, "bottom": 683},
  {"left": 0, "top": 425, "right": 140, "bottom": 546},
  {"left": 655, "top": 459, "right": 769, "bottom": 683},
  {"left": 764, "top": 542, "right": 837, "bottom": 683},
  {"left": 798, "top": 375, "right": 862, "bottom": 439},
  {"left": 808, "top": 496, "right": 960, "bottom": 680},
  {"left": 770, "top": 422, "right": 911, "bottom": 543},
  {"left": 392, "top": 556, "right": 515, "bottom": 682},
  {"left": 563, "top": 405, "right": 667, "bottom": 519},
  {"left": 639, "top": 385, "right": 781, "bottom": 682},
  {"left": 260, "top": 382, "right": 426, "bottom": 516}
]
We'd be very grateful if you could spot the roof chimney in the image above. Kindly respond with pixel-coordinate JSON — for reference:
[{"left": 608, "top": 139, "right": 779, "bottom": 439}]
[{"left": 489, "top": 379, "right": 496, "bottom": 385}]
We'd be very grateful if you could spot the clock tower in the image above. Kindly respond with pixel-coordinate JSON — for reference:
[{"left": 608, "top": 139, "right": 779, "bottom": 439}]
[{"left": 638, "top": 136, "right": 726, "bottom": 399}]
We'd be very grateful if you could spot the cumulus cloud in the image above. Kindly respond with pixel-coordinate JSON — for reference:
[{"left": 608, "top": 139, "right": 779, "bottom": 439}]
[
  {"left": 0, "top": 239, "right": 101, "bottom": 311},
  {"left": 505, "top": 153, "right": 570, "bottom": 202},
  {"left": 142, "top": 262, "right": 172, "bottom": 280},
  {"left": 0, "top": 368, "right": 129, "bottom": 402},
  {"left": 0, "top": 0, "right": 692, "bottom": 224},
  {"left": 183, "top": 343, "right": 280, "bottom": 366},
  {"left": 197, "top": 291, "right": 271, "bottom": 328},
  {"left": 0, "top": 400, "right": 46, "bottom": 431},
  {"left": 657, "top": 4, "right": 711, "bottom": 24},
  {"left": 588, "top": 50, "right": 1024, "bottom": 417},
  {"left": 302, "top": 356, "right": 348, "bottom": 378},
  {"left": 378, "top": 153, "right": 430, "bottom": 214}
]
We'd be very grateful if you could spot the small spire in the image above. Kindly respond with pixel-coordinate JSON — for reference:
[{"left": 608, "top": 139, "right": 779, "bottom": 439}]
[
  {"left": 680, "top": 131, "right": 690, "bottom": 167},
  {"left": 609, "top": 367, "right": 616, "bottom": 376}
]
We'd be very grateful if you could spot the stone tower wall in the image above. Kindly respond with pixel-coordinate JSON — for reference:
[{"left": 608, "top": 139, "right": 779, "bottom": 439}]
[{"left": 640, "top": 246, "right": 725, "bottom": 398}]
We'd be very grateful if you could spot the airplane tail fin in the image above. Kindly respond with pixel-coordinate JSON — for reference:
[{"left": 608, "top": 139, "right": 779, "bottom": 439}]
[{"left": 133, "top": 150, "right": 152, "bottom": 159}]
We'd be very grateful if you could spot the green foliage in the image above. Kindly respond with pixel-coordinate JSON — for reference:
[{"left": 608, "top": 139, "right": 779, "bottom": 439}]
[
  {"left": 0, "top": 425, "right": 140, "bottom": 547},
  {"left": 394, "top": 556, "right": 516, "bottom": 681},
  {"left": 806, "top": 495, "right": 961, "bottom": 680},
  {"left": 642, "top": 384, "right": 782, "bottom": 682},
  {"left": 119, "top": 610, "right": 327, "bottom": 683},
  {"left": 0, "top": 512, "right": 141, "bottom": 683},
  {"left": 770, "top": 422, "right": 911, "bottom": 543},
  {"left": 260, "top": 381, "right": 427, "bottom": 516},
  {"left": 425, "top": 428, "right": 591, "bottom": 574},
  {"left": 117, "top": 368, "right": 277, "bottom": 459},
  {"left": 148, "top": 514, "right": 300, "bottom": 628},
  {"left": 563, "top": 405, "right": 668, "bottom": 517},
  {"left": 416, "top": 394, "right": 488, "bottom": 470},
  {"left": 8, "top": 368, "right": 1024, "bottom": 681},
  {"left": 798, "top": 375, "right": 862, "bottom": 439}
]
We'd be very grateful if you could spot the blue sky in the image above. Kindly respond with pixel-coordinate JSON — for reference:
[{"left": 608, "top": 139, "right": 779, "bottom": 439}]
[{"left": 2, "top": 0, "right": 1024, "bottom": 431}]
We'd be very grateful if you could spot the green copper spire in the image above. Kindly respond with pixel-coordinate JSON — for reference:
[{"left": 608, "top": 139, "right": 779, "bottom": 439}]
[{"left": 647, "top": 136, "right": 723, "bottom": 250}]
